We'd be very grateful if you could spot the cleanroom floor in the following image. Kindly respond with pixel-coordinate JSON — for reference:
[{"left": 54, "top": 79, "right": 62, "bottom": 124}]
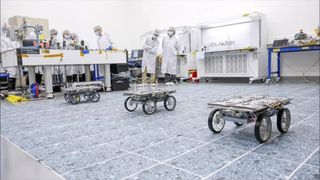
[{"left": 1, "top": 83, "right": 319, "bottom": 180}]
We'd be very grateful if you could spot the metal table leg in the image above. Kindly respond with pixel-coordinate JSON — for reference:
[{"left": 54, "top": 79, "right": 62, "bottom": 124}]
[
  {"left": 277, "top": 52, "right": 281, "bottom": 81},
  {"left": 85, "top": 65, "right": 91, "bottom": 82},
  {"left": 27, "top": 66, "right": 36, "bottom": 85},
  {"left": 43, "top": 66, "right": 54, "bottom": 99},
  {"left": 266, "top": 49, "right": 272, "bottom": 84},
  {"left": 104, "top": 64, "right": 111, "bottom": 92}
]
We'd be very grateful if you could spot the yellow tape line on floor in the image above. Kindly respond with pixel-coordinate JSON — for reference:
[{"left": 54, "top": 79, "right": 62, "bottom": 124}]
[{"left": 43, "top": 53, "right": 64, "bottom": 58}]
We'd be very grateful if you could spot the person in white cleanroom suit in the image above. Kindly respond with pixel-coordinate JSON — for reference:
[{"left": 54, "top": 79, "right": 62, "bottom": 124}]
[
  {"left": 93, "top": 25, "right": 113, "bottom": 90},
  {"left": 49, "top": 29, "right": 59, "bottom": 48},
  {"left": 142, "top": 29, "right": 160, "bottom": 83},
  {"left": 25, "top": 30, "right": 44, "bottom": 84},
  {"left": 162, "top": 27, "right": 179, "bottom": 82},
  {"left": 70, "top": 33, "right": 85, "bottom": 82},
  {"left": 1, "top": 25, "right": 19, "bottom": 90},
  {"left": 93, "top": 26, "right": 114, "bottom": 91},
  {"left": 49, "top": 29, "right": 63, "bottom": 84},
  {"left": 94, "top": 25, "right": 113, "bottom": 51},
  {"left": 62, "top": 30, "right": 75, "bottom": 82}
]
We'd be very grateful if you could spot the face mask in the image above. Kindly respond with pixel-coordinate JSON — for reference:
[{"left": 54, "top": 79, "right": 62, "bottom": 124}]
[
  {"left": 64, "top": 34, "right": 70, "bottom": 39},
  {"left": 95, "top": 31, "right": 101, "bottom": 36},
  {"left": 167, "top": 31, "right": 174, "bottom": 37},
  {"left": 152, "top": 34, "right": 158, "bottom": 40}
]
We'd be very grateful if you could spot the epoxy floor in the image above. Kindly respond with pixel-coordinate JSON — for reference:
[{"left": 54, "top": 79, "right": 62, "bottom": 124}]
[{"left": 1, "top": 83, "right": 319, "bottom": 180}]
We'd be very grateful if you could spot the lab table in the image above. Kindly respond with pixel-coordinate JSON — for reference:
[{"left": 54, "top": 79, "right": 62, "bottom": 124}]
[{"left": 266, "top": 45, "right": 320, "bottom": 84}]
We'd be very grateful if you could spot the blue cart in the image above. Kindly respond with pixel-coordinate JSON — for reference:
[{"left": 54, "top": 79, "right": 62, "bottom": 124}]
[{"left": 266, "top": 45, "right": 320, "bottom": 84}]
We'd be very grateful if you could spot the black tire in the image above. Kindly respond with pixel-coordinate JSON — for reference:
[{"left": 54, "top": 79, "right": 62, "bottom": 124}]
[
  {"left": 233, "top": 122, "right": 243, "bottom": 126},
  {"left": 142, "top": 99, "right": 157, "bottom": 115},
  {"left": 208, "top": 109, "right": 225, "bottom": 133},
  {"left": 277, "top": 108, "right": 291, "bottom": 133},
  {"left": 69, "top": 94, "right": 81, "bottom": 105},
  {"left": 83, "top": 92, "right": 92, "bottom": 101},
  {"left": 90, "top": 92, "right": 100, "bottom": 102},
  {"left": 64, "top": 93, "right": 70, "bottom": 102},
  {"left": 164, "top": 95, "right": 176, "bottom": 111},
  {"left": 124, "top": 97, "right": 138, "bottom": 112},
  {"left": 254, "top": 115, "right": 272, "bottom": 143}
]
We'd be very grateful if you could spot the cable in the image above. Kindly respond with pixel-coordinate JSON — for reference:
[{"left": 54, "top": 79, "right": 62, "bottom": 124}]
[
  {"left": 281, "top": 58, "right": 320, "bottom": 83},
  {"left": 270, "top": 54, "right": 277, "bottom": 83}
]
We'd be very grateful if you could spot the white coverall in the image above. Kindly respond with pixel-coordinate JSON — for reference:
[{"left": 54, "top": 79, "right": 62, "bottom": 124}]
[
  {"left": 161, "top": 36, "right": 179, "bottom": 75},
  {"left": 96, "top": 33, "right": 112, "bottom": 76},
  {"left": 142, "top": 35, "right": 159, "bottom": 74},
  {"left": 64, "top": 38, "right": 75, "bottom": 76},
  {"left": 97, "top": 33, "right": 112, "bottom": 50},
  {"left": 0, "top": 32, "right": 19, "bottom": 78},
  {"left": 49, "top": 37, "right": 61, "bottom": 75},
  {"left": 26, "top": 31, "right": 43, "bottom": 75}
]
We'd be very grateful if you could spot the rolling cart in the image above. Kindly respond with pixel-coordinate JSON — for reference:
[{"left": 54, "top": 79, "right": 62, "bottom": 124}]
[
  {"left": 208, "top": 96, "right": 291, "bottom": 143},
  {"left": 64, "top": 81, "right": 104, "bottom": 105},
  {"left": 123, "top": 83, "right": 177, "bottom": 115}
]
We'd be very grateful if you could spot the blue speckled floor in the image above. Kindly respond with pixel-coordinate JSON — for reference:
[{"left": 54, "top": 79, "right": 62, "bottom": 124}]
[{"left": 1, "top": 83, "right": 319, "bottom": 180}]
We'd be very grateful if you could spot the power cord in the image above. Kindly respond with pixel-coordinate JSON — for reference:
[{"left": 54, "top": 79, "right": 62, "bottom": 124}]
[{"left": 282, "top": 59, "right": 320, "bottom": 83}]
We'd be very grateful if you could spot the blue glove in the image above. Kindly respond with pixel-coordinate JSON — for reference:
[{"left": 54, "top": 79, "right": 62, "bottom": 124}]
[
  {"left": 105, "top": 46, "right": 112, "bottom": 51},
  {"left": 82, "top": 49, "right": 90, "bottom": 54}
]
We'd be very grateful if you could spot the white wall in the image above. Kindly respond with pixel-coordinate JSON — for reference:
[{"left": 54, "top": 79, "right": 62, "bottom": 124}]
[
  {"left": 1, "top": 0, "right": 131, "bottom": 49},
  {"left": 126, "top": 0, "right": 320, "bottom": 77},
  {"left": 1, "top": 0, "right": 319, "bottom": 77}
]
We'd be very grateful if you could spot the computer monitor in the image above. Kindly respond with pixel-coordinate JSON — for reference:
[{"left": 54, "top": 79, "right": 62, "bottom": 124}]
[
  {"left": 131, "top": 49, "right": 143, "bottom": 59},
  {"left": 22, "top": 39, "right": 36, "bottom": 47}
]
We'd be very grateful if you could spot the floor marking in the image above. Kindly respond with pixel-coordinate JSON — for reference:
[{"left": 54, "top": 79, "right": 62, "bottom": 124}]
[
  {"left": 2, "top": 85, "right": 319, "bottom": 179},
  {"left": 117, "top": 124, "right": 252, "bottom": 179},
  {"left": 250, "top": 151, "right": 320, "bottom": 168},
  {"left": 62, "top": 122, "right": 240, "bottom": 178},
  {"left": 177, "top": 135, "right": 208, "bottom": 144},
  {"left": 202, "top": 111, "right": 318, "bottom": 179},
  {"left": 286, "top": 147, "right": 320, "bottom": 180}
]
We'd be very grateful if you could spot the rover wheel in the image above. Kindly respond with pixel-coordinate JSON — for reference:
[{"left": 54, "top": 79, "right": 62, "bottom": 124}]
[
  {"left": 83, "top": 92, "right": 92, "bottom": 101},
  {"left": 90, "top": 92, "right": 100, "bottom": 102},
  {"left": 124, "top": 97, "right": 138, "bottom": 112},
  {"left": 64, "top": 93, "right": 70, "bottom": 102},
  {"left": 277, "top": 108, "right": 291, "bottom": 133},
  {"left": 143, "top": 99, "right": 157, "bottom": 115},
  {"left": 208, "top": 109, "right": 225, "bottom": 133},
  {"left": 254, "top": 115, "right": 272, "bottom": 143},
  {"left": 69, "top": 94, "right": 81, "bottom": 105},
  {"left": 164, "top": 95, "right": 176, "bottom": 111}
]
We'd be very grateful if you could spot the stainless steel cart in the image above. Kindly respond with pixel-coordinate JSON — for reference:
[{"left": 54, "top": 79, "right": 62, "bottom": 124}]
[
  {"left": 64, "top": 81, "right": 103, "bottom": 105},
  {"left": 123, "top": 83, "right": 177, "bottom": 115},
  {"left": 208, "top": 96, "right": 291, "bottom": 143}
]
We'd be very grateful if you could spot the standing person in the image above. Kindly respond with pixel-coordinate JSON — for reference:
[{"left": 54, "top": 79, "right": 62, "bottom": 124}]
[
  {"left": 70, "top": 33, "right": 85, "bottom": 82},
  {"left": 94, "top": 25, "right": 113, "bottom": 51},
  {"left": 62, "top": 30, "right": 74, "bottom": 83},
  {"left": 93, "top": 25, "right": 113, "bottom": 91},
  {"left": 25, "top": 29, "right": 43, "bottom": 85},
  {"left": 49, "top": 29, "right": 62, "bottom": 85},
  {"left": 142, "top": 29, "right": 160, "bottom": 83},
  {"left": 161, "top": 27, "right": 179, "bottom": 83},
  {"left": 1, "top": 24, "right": 18, "bottom": 90},
  {"left": 93, "top": 25, "right": 113, "bottom": 76},
  {"left": 80, "top": 39, "right": 89, "bottom": 81},
  {"left": 49, "top": 29, "right": 59, "bottom": 48}
]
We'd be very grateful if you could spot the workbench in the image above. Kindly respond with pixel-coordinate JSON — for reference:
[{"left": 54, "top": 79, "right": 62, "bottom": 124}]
[
  {"left": 266, "top": 45, "right": 320, "bottom": 84},
  {"left": 1, "top": 48, "right": 128, "bottom": 98}
]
